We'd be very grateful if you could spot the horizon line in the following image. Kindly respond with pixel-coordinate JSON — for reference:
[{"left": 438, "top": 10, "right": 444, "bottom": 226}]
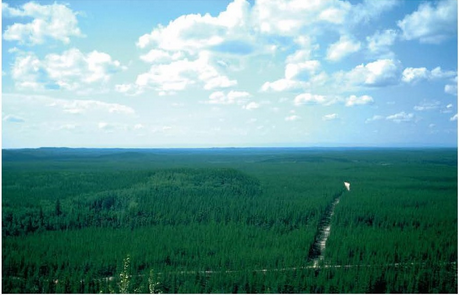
[{"left": 3, "top": 145, "right": 458, "bottom": 150}]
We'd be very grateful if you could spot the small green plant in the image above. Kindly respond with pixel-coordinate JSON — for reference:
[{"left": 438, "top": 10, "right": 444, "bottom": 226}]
[
  {"left": 105, "top": 255, "right": 161, "bottom": 294},
  {"left": 148, "top": 269, "right": 161, "bottom": 294},
  {"left": 107, "top": 255, "right": 132, "bottom": 293},
  {"left": 118, "top": 255, "right": 131, "bottom": 293}
]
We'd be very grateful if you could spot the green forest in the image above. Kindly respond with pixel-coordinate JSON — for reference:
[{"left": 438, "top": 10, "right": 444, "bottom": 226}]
[{"left": 2, "top": 148, "right": 457, "bottom": 293}]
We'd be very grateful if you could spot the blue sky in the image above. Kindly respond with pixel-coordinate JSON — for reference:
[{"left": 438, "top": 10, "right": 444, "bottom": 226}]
[{"left": 2, "top": 0, "right": 457, "bottom": 148}]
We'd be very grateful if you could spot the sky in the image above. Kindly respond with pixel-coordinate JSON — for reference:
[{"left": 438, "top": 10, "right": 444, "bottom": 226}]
[{"left": 1, "top": 0, "right": 458, "bottom": 148}]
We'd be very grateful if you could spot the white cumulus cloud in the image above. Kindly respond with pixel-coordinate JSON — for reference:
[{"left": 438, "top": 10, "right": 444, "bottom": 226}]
[
  {"left": 326, "top": 35, "right": 361, "bottom": 62},
  {"left": 413, "top": 100, "right": 441, "bottom": 111},
  {"left": 136, "top": 0, "right": 252, "bottom": 55},
  {"left": 339, "top": 59, "right": 401, "bottom": 87},
  {"left": 207, "top": 90, "right": 251, "bottom": 105},
  {"left": 322, "top": 113, "right": 338, "bottom": 121},
  {"left": 262, "top": 55, "right": 321, "bottom": 93},
  {"left": 397, "top": 0, "right": 457, "bottom": 44},
  {"left": 365, "top": 115, "right": 384, "bottom": 123},
  {"left": 260, "top": 79, "right": 305, "bottom": 92},
  {"left": 243, "top": 102, "right": 260, "bottom": 110},
  {"left": 252, "top": 0, "right": 396, "bottom": 37},
  {"left": 352, "top": 0, "right": 399, "bottom": 23},
  {"left": 139, "top": 49, "right": 184, "bottom": 63},
  {"left": 11, "top": 49, "right": 123, "bottom": 92},
  {"left": 285, "top": 115, "right": 300, "bottom": 121},
  {"left": 2, "top": 2, "right": 83, "bottom": 45},
  {"left": 366, "top": 29, "right": 397, "bottom": 58},
  {"left": 252, "top": 0, "right": 352, "bottom": 36},
  {"left": 123, "top": 52, "right": 236, "bottom": 96},
  {"left": 285, "top": 60, "right": 321, "bottom": 80},
  {"left": 386, "top": 111, "right": 415, "bottom": 123},
  {"left": 445, "top": 84, "right": 457, "bottom": 96},
  {"left": 50, "top": 99, "right": 135, "bottom": 115},
  {"left": 345, "top": 95, "right": 374, "bottom": 107},
  {"left": 402, "top": 66, "right": 456, "bottom": 84},
  {"left": 294, "top": 93, "right": 337, "bottom": 106},
  {"left": 401, "top": 67, "right": 429, "bottom": 84}
]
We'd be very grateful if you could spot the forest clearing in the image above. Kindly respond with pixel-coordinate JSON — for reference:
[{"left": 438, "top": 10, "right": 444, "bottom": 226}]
[{"left": 2, "top": 148, "right": 457, "bottom": 293}]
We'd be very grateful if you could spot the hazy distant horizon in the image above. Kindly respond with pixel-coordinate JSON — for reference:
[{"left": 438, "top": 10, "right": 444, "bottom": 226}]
[{"left": 3, "top": 143, "right": 457, "bottom": 150}]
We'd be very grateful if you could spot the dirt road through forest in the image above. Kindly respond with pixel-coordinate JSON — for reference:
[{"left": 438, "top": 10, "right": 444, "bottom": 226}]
[{"left": 308, "top": 191, "right": 343, "bottom": 267}]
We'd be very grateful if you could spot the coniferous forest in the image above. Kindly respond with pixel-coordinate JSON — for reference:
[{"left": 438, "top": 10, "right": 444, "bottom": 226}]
[{"left": 2, "top": 148, "right": 457, "bottom": 293}]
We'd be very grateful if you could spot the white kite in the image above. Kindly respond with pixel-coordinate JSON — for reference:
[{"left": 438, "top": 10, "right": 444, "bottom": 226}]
[{"left": 344, "top": 182, "right": 350, "bottom": 191}]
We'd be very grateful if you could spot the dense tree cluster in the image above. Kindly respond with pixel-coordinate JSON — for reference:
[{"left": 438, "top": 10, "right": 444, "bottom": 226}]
[
  {"left": 3, "top": 168, "right": 266, "bottom": 235},
  {"left": 2, "top": 148, "right": 457, "bottom": 293}
]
